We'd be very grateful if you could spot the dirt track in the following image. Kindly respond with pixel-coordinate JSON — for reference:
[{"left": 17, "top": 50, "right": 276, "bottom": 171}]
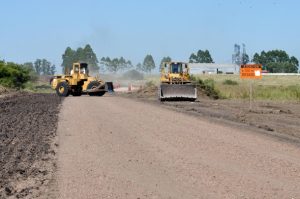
[
  {"left": 57, "top": 95, "right": 300, "bottom": 198},
  {"left": 0, "top": 93, "right": 61, "bottom": 199},
  {"left": 124, "top": 86, "right": 300, "bottom": 141}
]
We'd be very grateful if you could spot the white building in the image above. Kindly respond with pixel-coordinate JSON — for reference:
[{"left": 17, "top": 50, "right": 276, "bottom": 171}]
[{"left": 189, "top": 63, "right": 239, "bottom": 75}]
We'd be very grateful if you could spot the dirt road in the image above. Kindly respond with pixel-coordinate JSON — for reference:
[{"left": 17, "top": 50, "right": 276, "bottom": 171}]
[{"left": 57, "top": 95, "right": 300, "bottom": 199}]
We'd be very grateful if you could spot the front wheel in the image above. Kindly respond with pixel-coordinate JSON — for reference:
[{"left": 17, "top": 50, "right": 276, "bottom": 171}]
[{"left": 56, "top": 82, "right": 69, "bottom": 97}]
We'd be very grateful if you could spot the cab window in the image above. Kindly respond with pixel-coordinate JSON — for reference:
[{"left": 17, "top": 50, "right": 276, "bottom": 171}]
[
  {"left": 171, "top": 63, "right": 182, "bottom": 73},
  {"left": 74, "top": 65, "right": 79, "bottom": 72}
]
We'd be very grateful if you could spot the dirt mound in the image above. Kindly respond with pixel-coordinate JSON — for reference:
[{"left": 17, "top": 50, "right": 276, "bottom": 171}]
[
  {"left": 136, "top": 85, "right": 158, "bottom": 97},
  {"left": 0, "top": 93, "right": 62, "bottom": 198}
]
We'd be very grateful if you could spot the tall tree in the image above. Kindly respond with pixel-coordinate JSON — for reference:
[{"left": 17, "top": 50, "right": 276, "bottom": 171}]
[
  {"left": 50, "top": 65, "right": 56, "bottom": 75},
  {"left": 62, "top": 47, "right": 76, "bottom": 74},
  {"left": 61, "top": 44, "right": 99, "bottom": 74},
  {"left": 110, "top": 58, "right": 119, "bottom": 73},
  {"left": 23, "top": 62, "right": 34, "bottom": 72},
  {"left": 41, "top": 59, "right": 51, "bottom": 75},
  {"left": 74, "top": 47, "right": 85, "bottom": 62},
  {"left": 83, "top": 44, "right": 99, "bottom": 72},
  {"left": 136, "top": 63, "right": 143, "bottom": 71},
  {"left": 142, "top": 54, "right": 155, "bottom": 73},
  {"left": 100, "top": 56, "right": 133, "bottom": 73},
  {"left": 23, "top": 62, "right": 38, "bottom": 81},
  {"left": 189, "top": 50, "right": 214, "bottom": 63},
  {"left": 34, "top": 59, "right": 42, "bottom": 75},
  {"left": 31, "top": 59, "right": 55, "bottom": 75},
  {"left": 252, "top": 50, "right": 299, "bottom": 73},
  {"left": 242, "top": 53, "right": 250, "bottom": 64},
  {"left": 100, "top": 57, "right": 111, "bottom": 72}
]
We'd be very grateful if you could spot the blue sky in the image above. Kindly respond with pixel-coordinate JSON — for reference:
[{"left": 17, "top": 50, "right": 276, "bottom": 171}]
[{"left": 0, "top": 0, "right": 299, "bottom": 72}]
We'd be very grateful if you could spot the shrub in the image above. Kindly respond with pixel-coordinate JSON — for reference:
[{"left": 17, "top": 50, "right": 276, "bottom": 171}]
[
  {"left": 223, "top": 79, "right": 238, "bottom": 85},
  {"left": 189, "top": 74, "right": 197, "bottom": 81},
  {"left": 197, "top": 78, "right": 221, "bottom": 99},
  {"left": 0, "top": 61, "right": 30, "bottom": 88}
]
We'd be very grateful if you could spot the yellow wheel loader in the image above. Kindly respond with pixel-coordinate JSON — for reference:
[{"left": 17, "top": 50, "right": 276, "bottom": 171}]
[
  {"left": 50, "top": 62, "right": 113, "bottom": 97},
  {"left": 159, "top": 62, "right": 197, "bottom": 101}
]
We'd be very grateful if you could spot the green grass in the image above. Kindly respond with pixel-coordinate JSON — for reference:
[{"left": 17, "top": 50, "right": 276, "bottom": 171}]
[
  {"left": 195, "top": 75, "right": 300, "bottom": 101},
  {"left": 223, "top": 79, "right": 238, "bottom": 86},
  {"left": 144, "top": 74, "right": 300, "bottom": 101},
  {"left": 24, "top": 81, "right": 54, "bottom": 93}
]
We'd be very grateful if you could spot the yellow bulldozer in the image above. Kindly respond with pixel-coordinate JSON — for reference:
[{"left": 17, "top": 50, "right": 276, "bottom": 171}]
[
  {"left": 51, "top": 62, "right": 113, "bottom": 97},
  {"left": 159, "top": 61, "right": 197, "bottom": 101}
]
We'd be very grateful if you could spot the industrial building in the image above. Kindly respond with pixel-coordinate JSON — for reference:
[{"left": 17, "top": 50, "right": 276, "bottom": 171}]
[{"left": 189, "top": 63, "right": 239, "bottom": 75}]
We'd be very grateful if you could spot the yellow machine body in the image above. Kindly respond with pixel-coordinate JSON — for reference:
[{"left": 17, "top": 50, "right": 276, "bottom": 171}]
[
  {"left": 51, "top": 62, "right": 112, "bottom": 97},
  {"left": 159, "top": 62, "right": 197, "bottom": 101}
]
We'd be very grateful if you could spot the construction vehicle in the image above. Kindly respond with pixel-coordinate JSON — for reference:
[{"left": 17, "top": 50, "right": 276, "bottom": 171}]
[
  {"left": 159, "top": 61, "right": 197, "bottom": 101},
  {"left": 51, "top": 62, "right": 113, "bottom": 97}
]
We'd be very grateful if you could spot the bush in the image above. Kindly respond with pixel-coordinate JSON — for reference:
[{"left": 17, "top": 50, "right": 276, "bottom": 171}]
[
  {"left": 223, "top": 79, "right": 238, "bottom": 86},
  {"left": 197, "top": 78, "right": 221, "bottom": 99},
  {"left": 0, "top": 61, "right": 30, "bottom": 88},
  {"left": 190, "top": 74, "right": 197, "bottom": 81},
  {"left": 122, "top": 69, "right": 144, "bottom": 80}
]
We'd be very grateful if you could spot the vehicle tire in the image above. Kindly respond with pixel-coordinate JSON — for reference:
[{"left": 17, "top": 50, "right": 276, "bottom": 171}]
[
  {"left": 56, "top": 81, "right": 69, "bottom": 97},
  {"left": 87, "top": 81, "right": 105, "bottom": 96}
]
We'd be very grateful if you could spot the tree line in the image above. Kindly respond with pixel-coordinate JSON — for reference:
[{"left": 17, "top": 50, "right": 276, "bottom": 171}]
[
  {"left": 23, "top": 59, "right": 56, "bottom": 76},
  {"left": 62, "top": 44, "right": 99, "bottom": 74},
  {"left": 59, "top": 44, "right": 299, "bottom": 74},
  {"left": 61, "top": 45, "right": 157, "bottom": 74},
  {"left": 179, "top": 49, "right": 298, "bottom": 73},
  {"left": 253, "top": 50, "right": 298, "bottom": 73}
]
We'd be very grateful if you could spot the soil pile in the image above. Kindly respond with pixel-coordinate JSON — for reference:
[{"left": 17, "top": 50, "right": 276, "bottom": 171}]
[
  {"left": 135, "top": 85, "right": 158, "bottom": 98},
  {"left": 0, "top": 93, "right": 62, "bottom": 198}
]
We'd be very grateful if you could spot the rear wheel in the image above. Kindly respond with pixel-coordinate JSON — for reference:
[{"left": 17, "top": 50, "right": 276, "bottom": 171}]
[
  {"left": 87, "top": 81, "right": 105, "bottom": 96},
  {"left": 56, "top": 82, "right": 69, "bottom": 97}
]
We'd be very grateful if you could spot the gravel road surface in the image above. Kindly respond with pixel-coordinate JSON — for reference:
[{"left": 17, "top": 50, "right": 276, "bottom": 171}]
[{"left": 57, "top": 95, "right": 300, "bottom": 199}]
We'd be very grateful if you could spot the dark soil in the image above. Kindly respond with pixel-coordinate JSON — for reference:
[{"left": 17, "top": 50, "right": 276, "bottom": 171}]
[
  {"left": 121, "top": 86, "right": 300, "bottom": 143},
  {"left": 0, "top": 93, "right": 62, "bottom": 199}
]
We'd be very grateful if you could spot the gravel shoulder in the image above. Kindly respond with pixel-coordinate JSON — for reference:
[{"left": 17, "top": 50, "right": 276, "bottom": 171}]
[
  {"left": 0, "top": 93, "right": 62, "bottom": 199},
  {"left": 57, "top": 95, "right": 300, "bottom": 198}
]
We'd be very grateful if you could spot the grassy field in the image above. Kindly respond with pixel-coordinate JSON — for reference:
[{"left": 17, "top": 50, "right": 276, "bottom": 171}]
[
  {"left": 195, "top": 75, "right": 300, "bottom": 101},
  {"left": 145, "top": 74, "right": 300, "bottom": 101}
]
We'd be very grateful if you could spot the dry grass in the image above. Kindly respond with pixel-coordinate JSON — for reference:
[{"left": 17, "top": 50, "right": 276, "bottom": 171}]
[
  {"left": 196, "top": 75, "right": 300, "bottom": 101},
  {"left": 145, "top": 74, "right": 300, "bottom": 101}
]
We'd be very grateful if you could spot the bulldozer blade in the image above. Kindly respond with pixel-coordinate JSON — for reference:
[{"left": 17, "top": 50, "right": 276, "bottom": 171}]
[
  {"left": 159, "top": 84, "right": 197, "bottom": 100},
  {"left": 105, "top": 82, "right": 114, "bottom": 92}
]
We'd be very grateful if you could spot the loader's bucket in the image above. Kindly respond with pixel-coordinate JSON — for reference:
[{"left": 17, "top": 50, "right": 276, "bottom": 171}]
[
  {"left": 159, "top": 84, "right": 197, "bottom": 101},
  {"left": 105, "top": 82, "right": 114, "bottom": 92}
]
